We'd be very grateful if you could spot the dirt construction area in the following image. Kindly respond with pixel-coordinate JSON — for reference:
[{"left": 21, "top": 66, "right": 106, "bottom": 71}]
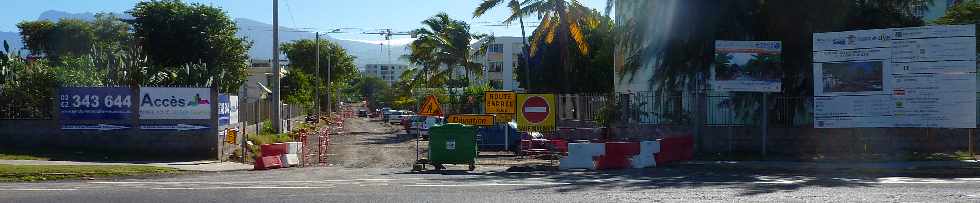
[
  {"left": 323, "top": 106, "right": 553, "bottom": 171},
  {"left": 326, "top": 116, "right": 420, "bottom": 168}
]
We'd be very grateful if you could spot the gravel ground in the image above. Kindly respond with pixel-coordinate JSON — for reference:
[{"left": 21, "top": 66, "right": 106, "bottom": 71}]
[{"left": 326, "top": 112, "right": 421, "bottom": 169}]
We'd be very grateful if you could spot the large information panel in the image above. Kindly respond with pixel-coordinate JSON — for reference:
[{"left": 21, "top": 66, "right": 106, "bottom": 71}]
[{"left": 812, "top": 25, "right": 976, "bottom": 128}]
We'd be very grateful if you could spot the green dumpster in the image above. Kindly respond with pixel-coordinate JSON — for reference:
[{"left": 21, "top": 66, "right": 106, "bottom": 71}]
[{"left": 427, "top": 123, "right": 478, "bottom": 170}]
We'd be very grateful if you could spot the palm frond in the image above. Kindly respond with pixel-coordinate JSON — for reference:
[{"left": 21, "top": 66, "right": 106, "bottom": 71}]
[{"left": 474, "top": 0, "right": 506, "bottom": 17}]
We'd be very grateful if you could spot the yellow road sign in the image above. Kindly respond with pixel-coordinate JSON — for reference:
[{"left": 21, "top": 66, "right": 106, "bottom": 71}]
[
  {"left": 419, "top": 95, "right": 443, "bottom": 116},
  {"left": 485, "top": 91, "right": 516, "bottom": 114},
  {"left": 225, "top": 129, "right": 237, "bottom": 144},
  {"left": 517, "top": 94, "right": 556, "bottom": 132},
  {"left": 447, "top": 114, "right": 495, "bottom": 126}
]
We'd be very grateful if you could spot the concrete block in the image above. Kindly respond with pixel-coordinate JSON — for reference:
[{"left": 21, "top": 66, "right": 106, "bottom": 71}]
[{"left": 559, "top": 156, "right": 596, "bottom": 170}]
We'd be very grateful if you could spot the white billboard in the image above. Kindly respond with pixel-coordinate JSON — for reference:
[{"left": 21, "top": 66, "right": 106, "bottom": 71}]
[
  {"left": 139, "top": 87, "right": 212, "bottom": 120},
  {"left": 712, "top": 41, "right": 783, "bottom": 92},
  {"left": 813, "top": 25, "right": 976, "bottom": 128}
]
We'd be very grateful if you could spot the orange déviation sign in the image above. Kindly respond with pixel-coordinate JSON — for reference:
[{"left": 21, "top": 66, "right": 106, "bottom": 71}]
[{"left": 419, "top": 95, "right": 443, "bottom": 116}]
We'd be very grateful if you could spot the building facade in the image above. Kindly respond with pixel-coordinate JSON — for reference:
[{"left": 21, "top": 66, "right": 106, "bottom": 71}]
[
  {"left": 472, "top": 36, "right": 525, "bottom": 90},
  {"left": 363, "top": 64, "right": 409, "bottom": 85}
]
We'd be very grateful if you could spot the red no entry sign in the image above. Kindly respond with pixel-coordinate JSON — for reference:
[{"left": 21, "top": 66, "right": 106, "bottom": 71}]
[{"left": 522, "top": 96, "right": 549, "bottom": 124}]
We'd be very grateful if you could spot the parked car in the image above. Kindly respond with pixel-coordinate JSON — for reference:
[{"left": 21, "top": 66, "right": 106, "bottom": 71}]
[
  {"left": 407, "top": 116, "right": 428, "bottom": 135},
  {"left": 400, "top": 115, "right": 419, "bottom": 131},
  {"left": 357, "top": 109, "right": 368, "bottom": 117},
  {"left": 418, "top": 116, "right": 445, "bottom": 140},
  {"left": 386, "top": 111, "right": 406, "bottom": 124},
  {"left": 393, "top": 111, "right": 416, "bottom": 124}
]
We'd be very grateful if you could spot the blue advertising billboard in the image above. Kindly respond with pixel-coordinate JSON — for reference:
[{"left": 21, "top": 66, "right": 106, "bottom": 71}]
[{"left": 59, "top": 87, "right": 133, "bottom": 120}]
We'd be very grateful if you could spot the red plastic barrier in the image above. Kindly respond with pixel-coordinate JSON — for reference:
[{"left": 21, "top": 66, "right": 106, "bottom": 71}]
[
  {"left": 549, "top": 139, "right": 569, "bottom": 153},
  {"left": 596, "top": 155, "right": 631, "bottom": 170},
  {"left": 605, "top": 142, "right": 641, "bottom": 157},
  {"left": 261, "top": 143, "right": 288, "bottom": 157},
  {"left": 254, "top": 155, "right": 283, "bottom": 170},
  {"left": 656, "top": 135, "right": 694, "bottom": 165},
  {"left": 595, "top": 142, "right": 640, "bottom": 170}
]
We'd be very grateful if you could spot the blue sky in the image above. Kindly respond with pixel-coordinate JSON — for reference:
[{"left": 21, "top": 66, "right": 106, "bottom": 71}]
[{"left": 4, "top": 0, "right": 609, "bottom": 44}]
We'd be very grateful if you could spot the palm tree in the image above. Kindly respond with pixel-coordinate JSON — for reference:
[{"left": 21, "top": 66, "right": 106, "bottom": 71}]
[
  {"left": 407, "top": 13, "right": 491, "bottom": 112},
  {"left": 473, "top": 0, "right": 596, "bottom": 93}
]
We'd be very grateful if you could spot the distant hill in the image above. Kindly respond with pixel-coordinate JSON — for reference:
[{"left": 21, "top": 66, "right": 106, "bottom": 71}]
[{"left": 0, "top": 10, "right": 411, "bottom": 68}]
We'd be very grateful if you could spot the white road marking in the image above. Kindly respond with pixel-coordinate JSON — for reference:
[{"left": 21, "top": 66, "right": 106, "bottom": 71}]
[
  {"left": 151, "top": 186, "right": 329, "bottom": 190},
  {"left": 406, "top": 183, "right": 571, "bottom": 187},
  {"left": 0, "top": 188, "right": 79, "bottom": 191}
]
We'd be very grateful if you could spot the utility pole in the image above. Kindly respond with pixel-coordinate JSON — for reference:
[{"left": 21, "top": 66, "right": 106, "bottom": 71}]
[
  {"left": 271, "top": 0, "right": 283, "bottom": 133},
  {"left": 315, "top": 32, "right": 321, "bottom": 116},
  {"left": 327, "top": 44, "right": 332, "bottom": 114}
]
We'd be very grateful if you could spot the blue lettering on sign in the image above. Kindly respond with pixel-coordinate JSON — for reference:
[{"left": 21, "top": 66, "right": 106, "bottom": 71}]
[{"left": 59, "top": 87, "right": 133, "bottom": 120}]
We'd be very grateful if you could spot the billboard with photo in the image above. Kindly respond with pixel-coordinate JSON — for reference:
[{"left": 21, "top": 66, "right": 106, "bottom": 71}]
[
  {"left": 712, "top": 41, "right": 783, "bottom": 92},
  {"left": 812, "top": 25, "right": 976, "bottom": 128}
]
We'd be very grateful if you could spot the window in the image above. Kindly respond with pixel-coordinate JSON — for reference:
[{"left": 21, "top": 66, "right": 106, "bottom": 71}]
[
  {"left": 490, "top": 80, "right": 503, "bottom": 89},
  {"left": 490, "top": 44, "right": 503, "bottom": 53},
  {"left": 488, "top": 62, "right": 503, "bottom": 72}
]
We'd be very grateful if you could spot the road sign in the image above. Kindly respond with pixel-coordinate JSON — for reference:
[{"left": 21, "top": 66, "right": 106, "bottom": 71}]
[
  {"left": 225, "top": 129, "right": 238, "bottom": 144},
  {"left": 419, "top": 95, "right": 443, "bottom": 116},
  {"left": 517, "top": 94, "right": 556, "bottom": 132},
  {"left": 484, "top": 91, "right": 516, "bottom": 114},
  {"left": 447, "top": 114, "right": 495, "bottom": 126}
]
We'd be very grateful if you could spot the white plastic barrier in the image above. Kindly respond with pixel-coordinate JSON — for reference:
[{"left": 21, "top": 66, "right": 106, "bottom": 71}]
[
  {"left": 286, "top": 142, "right": 303, "bottom": 154},
  {"left": 630, "top": 140, "right": 660, "bottom": 168},
  {"left": 559, "top": 143, "right": 605, "bottom": 170},
  {"left": 281, "top": 154, "right": 300, "bottom": 166}
]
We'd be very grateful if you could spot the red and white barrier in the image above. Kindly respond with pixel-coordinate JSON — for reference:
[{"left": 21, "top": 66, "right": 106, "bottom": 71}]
[{"left": 559, "top": 143, "right": 605, "bottom": 170}]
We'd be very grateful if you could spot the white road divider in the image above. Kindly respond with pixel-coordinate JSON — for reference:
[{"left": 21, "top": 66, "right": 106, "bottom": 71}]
[
  {"left": 559, "top": 143, "right": 605, "bottom": 170},
  {"left": 630, "top": 140, "right": 660, "bottom": 168}
]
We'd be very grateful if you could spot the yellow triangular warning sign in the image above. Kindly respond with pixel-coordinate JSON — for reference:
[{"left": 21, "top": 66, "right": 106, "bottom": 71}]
[{"left": 419, "top": 95, "right": 442, "bottom": 116}]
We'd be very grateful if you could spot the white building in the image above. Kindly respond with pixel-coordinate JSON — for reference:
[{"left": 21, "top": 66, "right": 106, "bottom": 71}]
[
  {"left": 363, "top": 64, "right": 409, "bottom": 85},
  {"left": 472, "top": 36, "right": 525, "bottom": 90},
  {"left": 241, "top": 59, "right": 288, "bottom": 102}
]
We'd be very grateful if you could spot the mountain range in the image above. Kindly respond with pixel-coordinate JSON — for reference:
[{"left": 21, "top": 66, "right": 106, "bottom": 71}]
[{"left": 0, "top": 10, "right": 409, "bottom": 68}]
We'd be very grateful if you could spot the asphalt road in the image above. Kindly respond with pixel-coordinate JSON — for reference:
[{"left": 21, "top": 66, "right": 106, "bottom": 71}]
[{"left": 4, "top": 165, "right": 980, "bottom": 202}]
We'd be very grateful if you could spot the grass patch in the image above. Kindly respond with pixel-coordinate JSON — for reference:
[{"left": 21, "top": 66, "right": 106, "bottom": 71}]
[
  {"left": 0, "top": 164, "right": 181, "bottom": 182},
  {"left": 0, "top": 154, "right": 49, "bottom": 161}
]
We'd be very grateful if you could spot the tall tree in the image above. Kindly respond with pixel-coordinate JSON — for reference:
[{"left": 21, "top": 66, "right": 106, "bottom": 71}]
[
  {"left": 407, "top": 13, "right": 489, "bottom": 88},
  {"left": 514, "top": 9, "right": 614, "bottom": 93},
  {"left": 475, "top": 0, "right": 596, "bottom": 93},
  {"left": 128, "top": 0, "right": 251, "bottom": 93},
  {"left": 281, "top": 38, "right": 359, "bottom": 111},
  {"left": 17, "top": 19, "right": 95, "bottom": 58}
]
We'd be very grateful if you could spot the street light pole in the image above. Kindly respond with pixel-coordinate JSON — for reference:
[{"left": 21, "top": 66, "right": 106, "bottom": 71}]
[
  {"left": 271, "top": 0, "right": 283, "bottom": 133},
  {"left": 315, "top": 32, "right": 321, "bottom": 116}
]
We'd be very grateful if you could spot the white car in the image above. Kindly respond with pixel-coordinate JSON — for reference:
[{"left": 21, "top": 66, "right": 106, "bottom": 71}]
[{"left": 418, "top": 116, "right": 445, "bottom": 139}]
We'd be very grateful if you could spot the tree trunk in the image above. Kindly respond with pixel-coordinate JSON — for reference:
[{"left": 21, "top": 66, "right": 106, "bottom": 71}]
[{"left": 558, "top": 5, "right": 571, "bottom": 94}]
